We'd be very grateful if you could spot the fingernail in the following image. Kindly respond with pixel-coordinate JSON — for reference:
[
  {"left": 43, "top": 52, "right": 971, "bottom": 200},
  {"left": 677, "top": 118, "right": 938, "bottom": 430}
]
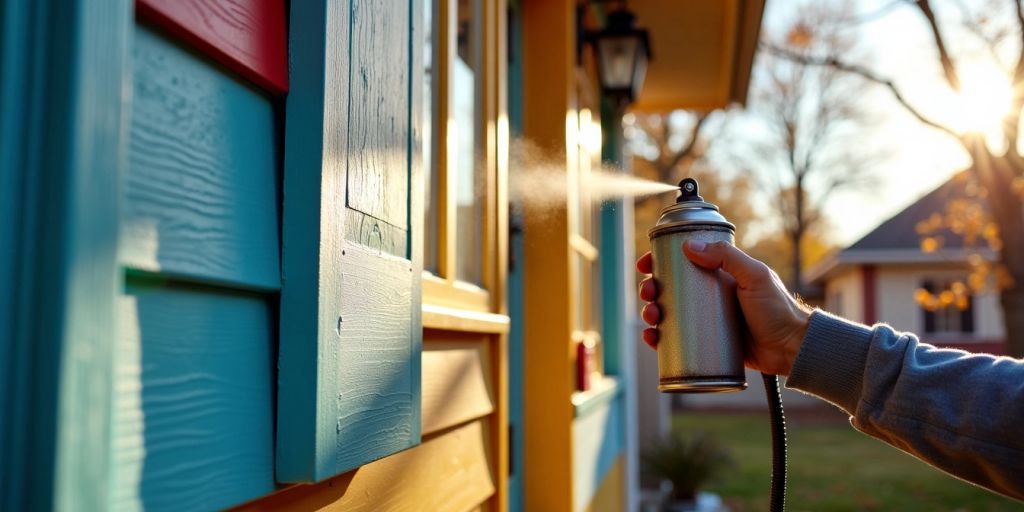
[{"left": 687, "top": 240, "right": 707, "bottom": 252}]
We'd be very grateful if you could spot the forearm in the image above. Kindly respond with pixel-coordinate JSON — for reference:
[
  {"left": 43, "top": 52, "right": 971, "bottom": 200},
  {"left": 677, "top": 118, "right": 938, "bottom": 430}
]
[{"left": 786, "top": 310, "right": 1024, "bottom": 501}]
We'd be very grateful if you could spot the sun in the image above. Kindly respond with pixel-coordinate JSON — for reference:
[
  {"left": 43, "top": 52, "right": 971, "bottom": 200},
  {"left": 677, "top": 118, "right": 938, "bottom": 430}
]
[{"left": 954, "top": 61, "right": 1013, "bottom": 137}]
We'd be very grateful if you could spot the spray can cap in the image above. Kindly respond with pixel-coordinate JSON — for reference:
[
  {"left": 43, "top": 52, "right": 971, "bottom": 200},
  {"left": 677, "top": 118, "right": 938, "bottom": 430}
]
[
  {"left": 677, "top": 178, "right": 704, "bottom": 203},
  {"left": 649, "top": 177, "right": 735, "bottom": 238}
]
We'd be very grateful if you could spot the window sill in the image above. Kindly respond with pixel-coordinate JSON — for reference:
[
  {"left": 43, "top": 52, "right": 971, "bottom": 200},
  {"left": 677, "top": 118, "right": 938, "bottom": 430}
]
[{"left": 571, "top": 376, "right": 621, "bottom": 418}]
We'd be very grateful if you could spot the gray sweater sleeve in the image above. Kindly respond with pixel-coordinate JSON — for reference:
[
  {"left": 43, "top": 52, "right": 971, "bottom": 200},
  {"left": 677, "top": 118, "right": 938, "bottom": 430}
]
[{"left": 786, "top": 310, "right": 1024, "bottom": 501}]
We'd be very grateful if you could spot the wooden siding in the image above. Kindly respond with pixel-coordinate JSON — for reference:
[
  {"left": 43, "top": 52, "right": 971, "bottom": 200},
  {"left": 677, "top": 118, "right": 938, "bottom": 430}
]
[
  {"left": 111, "top": 281, "right": 276, "bottom": 511},
  {"left": 136, "top": 0, "right": 288, "bottom": 94},
  {"left": 276, "top": 0, "right": 423, "bottom": 482},
  {"left": 121, "top": 26, "right": 280, "bottom": 291},
  {"left": 111, "top": 23, "right": 280, "bottom": 511},
  {"left": 422, "top": 337, "right": 495, "bottom": 434},
  {"left": 233, "top": 420, "right": 496, "bottom": 512}
]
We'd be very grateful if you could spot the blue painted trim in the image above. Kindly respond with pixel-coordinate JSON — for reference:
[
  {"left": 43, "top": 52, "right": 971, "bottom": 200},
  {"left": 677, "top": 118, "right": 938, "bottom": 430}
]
[
  {"left": 0, "top": 0, "right": 130, "bottom": 509},
  {"left": 506, "top": 2, "right": 525, "bottom": 509},
  {"left": 599, "top": 99, "right": 626, "bottom": 376},
  {"left": 571, "top": 392, "right": 626, "bottom": 512}
]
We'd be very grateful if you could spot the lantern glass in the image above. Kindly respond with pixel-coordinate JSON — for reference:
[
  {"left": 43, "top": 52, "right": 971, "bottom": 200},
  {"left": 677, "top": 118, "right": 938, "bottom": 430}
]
[{"left": 596, "top": 35, "right": 639, "bottom": 90}]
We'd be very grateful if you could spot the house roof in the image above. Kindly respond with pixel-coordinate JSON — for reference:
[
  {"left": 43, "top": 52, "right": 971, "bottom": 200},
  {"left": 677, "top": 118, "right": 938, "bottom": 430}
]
[
  {"left": 847, "top": 172, "right": 976, "bottom": 251},
  {"left": 805, "top": 172, "right": 994, "bottom": 283}
]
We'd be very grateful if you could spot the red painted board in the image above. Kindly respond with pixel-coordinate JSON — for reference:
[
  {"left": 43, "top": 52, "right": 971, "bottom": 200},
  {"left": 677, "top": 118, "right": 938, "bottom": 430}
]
[{"left": 136, "top": 0, "right": 288, "bottom": 95}]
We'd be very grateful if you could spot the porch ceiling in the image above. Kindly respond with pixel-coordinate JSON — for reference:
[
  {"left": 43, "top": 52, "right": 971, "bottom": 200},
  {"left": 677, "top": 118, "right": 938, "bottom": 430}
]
[{"left": 630, "top": 0, "right": 765, "bottom": 113}]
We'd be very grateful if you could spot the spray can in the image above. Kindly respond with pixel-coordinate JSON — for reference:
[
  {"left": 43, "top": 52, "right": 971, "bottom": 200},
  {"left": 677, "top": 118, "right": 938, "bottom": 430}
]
[{"left": 648, "top": 178, "right": 747, "bottom": 393}]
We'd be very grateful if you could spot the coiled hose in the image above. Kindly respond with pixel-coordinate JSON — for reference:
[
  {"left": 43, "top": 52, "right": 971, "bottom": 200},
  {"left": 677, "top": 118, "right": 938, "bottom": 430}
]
[{"left": 761, "top": 373, "right": 788, "bottom": 512}]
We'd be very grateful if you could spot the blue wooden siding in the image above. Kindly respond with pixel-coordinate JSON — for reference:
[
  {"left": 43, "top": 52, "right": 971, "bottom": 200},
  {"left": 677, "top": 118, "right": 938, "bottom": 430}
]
[
  {"left": 572, "top": 392, "right": 626, "bottom": 512},
  {"left": 111, "top": 280, "right": 276, "bottom": 511},
  {"left": 110, "top": 24, "right": 279, "bottom": 511},
  {"left": 121, "top": 26, "right": 280, "bottom": 291}
]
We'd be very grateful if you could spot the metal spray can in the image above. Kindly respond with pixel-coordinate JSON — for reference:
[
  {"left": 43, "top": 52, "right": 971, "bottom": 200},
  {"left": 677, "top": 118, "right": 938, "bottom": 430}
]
[{"left": 648, "top": 178, "right": 747, "bottom": 393}]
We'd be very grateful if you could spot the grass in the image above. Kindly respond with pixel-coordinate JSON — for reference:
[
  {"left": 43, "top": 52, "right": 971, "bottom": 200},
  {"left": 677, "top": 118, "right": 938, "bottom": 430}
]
[{"left": 672, "top": 412, "right": 1020, "bottom": 512}]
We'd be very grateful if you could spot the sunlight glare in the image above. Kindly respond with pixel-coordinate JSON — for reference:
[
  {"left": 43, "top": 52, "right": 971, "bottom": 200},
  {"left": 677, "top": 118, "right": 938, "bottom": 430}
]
[{"left": 954, "top": 61, "right": 1013, "bottom": 140}]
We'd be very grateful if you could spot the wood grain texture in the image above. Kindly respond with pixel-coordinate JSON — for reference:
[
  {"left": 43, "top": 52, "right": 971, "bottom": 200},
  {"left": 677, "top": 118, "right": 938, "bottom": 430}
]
[
  {"left": 111, "top": 279, "right": 276, "bottom": 511},
  {"left": 330, "top": 241, "right": 417, "bottom": 466},
  {"left": 421, "top": 338, "right": 495, "bottom": 435},
  {"left": 277, "top": 0, "right": 422, "bottom": 482},
  {"left": 345, "top": 0, "right": 411, "bottom": 233},
  {"left": 136, "top": 0, "right": 288, "bottom": 94},
  {"left": 233, "top": 419, "right": 495, "bottom": 512},
  {"left": 121, "top": 26, "right": 280, "bottom": 291}
]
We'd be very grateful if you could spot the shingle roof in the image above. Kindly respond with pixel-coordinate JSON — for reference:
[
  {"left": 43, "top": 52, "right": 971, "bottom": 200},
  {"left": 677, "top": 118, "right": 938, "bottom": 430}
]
[{"left": 847, "top": 172, "right": 981, "bottom": 251}]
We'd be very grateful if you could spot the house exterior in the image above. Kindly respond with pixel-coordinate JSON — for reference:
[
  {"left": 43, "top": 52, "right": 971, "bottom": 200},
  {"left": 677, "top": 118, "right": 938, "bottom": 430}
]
[
  {"left": 0, "top": 1, "right": 761, "bottom": 511},
  {"left": 806, "top": 174, "right": 1006, "bottom": 355}
]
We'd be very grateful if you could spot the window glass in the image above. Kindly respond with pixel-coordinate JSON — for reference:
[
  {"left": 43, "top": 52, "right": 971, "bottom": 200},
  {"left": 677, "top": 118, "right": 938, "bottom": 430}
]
[
  {"left": 454, "top": 0, "right": 483, "bottom": 285},
  {"left": 424, "top": 0, "right": 438, "bottom": 273},
  {"left": 921, "top": 278, "right": 974, "bottom": 334}
]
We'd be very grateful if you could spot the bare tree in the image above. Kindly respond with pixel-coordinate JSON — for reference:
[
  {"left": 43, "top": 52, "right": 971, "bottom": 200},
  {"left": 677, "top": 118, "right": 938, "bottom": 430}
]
[
  {"left": 766, "top": 0, "right": 1024, "bottom": 356},
  {"left": 748, "top": 2, "right": 882, "bottom": 295},
  {"left": 629, "top": 111, "right": 761, "bottom": 252}
]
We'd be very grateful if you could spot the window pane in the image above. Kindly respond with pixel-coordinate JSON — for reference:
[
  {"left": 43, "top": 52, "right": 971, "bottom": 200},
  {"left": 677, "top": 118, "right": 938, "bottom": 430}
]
[
  {"left": 454, "top": 0, "right": 483, "bottom": 285},
  {"left": 424, "top": 0, "right": 439, "bottom": 273}
]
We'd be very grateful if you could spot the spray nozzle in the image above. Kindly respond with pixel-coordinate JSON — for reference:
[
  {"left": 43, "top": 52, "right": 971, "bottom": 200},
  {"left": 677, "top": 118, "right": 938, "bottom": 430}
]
[{"left": 676, "top": 178, "right": 704, "bottom": 203}]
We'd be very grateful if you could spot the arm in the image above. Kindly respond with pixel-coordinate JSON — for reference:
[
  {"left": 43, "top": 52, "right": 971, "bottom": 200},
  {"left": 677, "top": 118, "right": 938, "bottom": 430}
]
[
  {"left": 787, "top": 310, "right": 1024, "bottom": 501},
  {"left": 638, "top": 243, "right": 1024, "bottom": 501}
]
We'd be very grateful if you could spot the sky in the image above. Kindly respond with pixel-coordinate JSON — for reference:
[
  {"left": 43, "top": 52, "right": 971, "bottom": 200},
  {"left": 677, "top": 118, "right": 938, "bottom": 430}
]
[{"left": 744, "top": 0, "right": 1004, "bottom": 246}]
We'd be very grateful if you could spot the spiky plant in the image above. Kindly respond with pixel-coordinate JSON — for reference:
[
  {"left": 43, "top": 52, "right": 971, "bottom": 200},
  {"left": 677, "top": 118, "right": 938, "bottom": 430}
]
[{"left": 640, "top": 429, "right": 735, "bottom": 502}]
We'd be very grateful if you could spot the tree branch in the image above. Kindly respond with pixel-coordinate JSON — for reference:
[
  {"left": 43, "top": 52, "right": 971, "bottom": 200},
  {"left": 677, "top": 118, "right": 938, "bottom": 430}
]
[
  {"left": 913, "top": 0, "right": 961, "bottom": 90},
  {"left": 761, "top": 43, "right": 961, "bottom": 140},
  {"left": 661, "top": 113, "right": 709, "bottom": 172}
]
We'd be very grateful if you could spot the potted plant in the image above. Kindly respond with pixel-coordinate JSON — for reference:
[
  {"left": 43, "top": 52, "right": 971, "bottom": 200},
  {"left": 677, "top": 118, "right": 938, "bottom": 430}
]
[{"left": 641, "top": 429, "right": 735, "bottom": 512}]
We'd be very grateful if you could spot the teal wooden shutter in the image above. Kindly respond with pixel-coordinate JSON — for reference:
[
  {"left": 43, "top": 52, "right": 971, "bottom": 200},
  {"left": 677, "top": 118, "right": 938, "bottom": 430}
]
[{"left": 277, "top": 0, "right": 424, "bottom": 483}]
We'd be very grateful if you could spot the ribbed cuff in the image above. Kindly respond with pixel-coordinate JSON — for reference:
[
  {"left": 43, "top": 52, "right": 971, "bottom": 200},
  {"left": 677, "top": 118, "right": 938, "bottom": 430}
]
[{"left": 785, "top": 309, "right": 873, "bottom": 415}]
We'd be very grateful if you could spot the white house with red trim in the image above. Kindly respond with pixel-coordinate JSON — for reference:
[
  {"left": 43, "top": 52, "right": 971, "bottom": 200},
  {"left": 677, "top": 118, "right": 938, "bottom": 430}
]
[{"left": 806, "top": 175, "right": 1006, "bottom": 355}]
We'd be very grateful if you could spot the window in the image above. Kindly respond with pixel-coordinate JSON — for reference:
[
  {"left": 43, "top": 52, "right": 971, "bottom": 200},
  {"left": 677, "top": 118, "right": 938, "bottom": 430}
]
[
  {"left": 921, "top": 278, "right": 975, "bottom": 335},
  {"left": 422, "top": 0, "right": 497, "bottom": 312},
  {"left": 572, "top": 71, "right": 604, "bottom": 389}
]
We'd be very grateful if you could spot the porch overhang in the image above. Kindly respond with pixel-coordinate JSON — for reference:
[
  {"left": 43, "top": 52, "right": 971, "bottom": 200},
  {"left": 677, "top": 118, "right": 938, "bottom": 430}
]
[{"left": 630, "top": 0, "right": 765, "bottom": 113}]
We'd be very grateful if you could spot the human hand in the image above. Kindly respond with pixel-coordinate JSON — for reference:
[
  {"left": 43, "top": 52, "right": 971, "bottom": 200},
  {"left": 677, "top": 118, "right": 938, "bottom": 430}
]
[{"left": 637, "top": 240, "right": 811, "bottom": 376}]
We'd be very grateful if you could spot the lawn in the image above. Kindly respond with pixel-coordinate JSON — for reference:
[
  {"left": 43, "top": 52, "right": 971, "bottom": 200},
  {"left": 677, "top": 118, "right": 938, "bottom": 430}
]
[{"left": 672, "top": 412, "right": 1020, "bottom": 511}]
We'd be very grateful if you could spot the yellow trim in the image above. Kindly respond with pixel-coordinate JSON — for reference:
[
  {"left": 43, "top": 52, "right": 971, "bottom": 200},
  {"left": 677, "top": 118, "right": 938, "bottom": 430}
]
[
  {"left": 522, "top": 0, "right": 576, "bottom": 510},
  {"left": 582, "top": 455, "right": 626, "bottom": 512},
  {"left": 423, "top": 303, "right": 510, "bottom": 333}
]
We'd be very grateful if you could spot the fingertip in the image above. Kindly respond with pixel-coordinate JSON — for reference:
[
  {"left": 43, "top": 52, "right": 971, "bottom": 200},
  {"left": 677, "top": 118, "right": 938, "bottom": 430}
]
[
  {"left": 639, "top": 278, "right": 658, "bottom": 301},
  {"left": 636, "top": 252, "right": 653, "bottom": 274},
  {"left": 641, "top": 303, "right": 661, "bottom": 326},
  {"left": 642, "top": 328, "right": 659, "bottom": 349}
]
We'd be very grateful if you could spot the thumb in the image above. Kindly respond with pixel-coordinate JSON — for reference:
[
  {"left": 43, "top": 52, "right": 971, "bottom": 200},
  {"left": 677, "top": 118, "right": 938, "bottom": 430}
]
[{"left": 683, "top": 240, "right": 768, "bottom": 289}]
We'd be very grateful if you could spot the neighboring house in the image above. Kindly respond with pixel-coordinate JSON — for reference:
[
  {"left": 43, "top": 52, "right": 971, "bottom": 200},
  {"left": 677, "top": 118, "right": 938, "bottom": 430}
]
[
  {"left": 0, "top": 1, "right": 761, "bottom": 511},
  {"left": 806, "top": 173, "right": 1006, "bottom": 355}
]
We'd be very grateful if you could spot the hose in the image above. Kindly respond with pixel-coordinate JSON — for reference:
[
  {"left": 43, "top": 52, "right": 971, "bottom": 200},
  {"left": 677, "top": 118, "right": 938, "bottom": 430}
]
[{"left": 762, "top": 373, "right": 788, "bottom": 512}]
